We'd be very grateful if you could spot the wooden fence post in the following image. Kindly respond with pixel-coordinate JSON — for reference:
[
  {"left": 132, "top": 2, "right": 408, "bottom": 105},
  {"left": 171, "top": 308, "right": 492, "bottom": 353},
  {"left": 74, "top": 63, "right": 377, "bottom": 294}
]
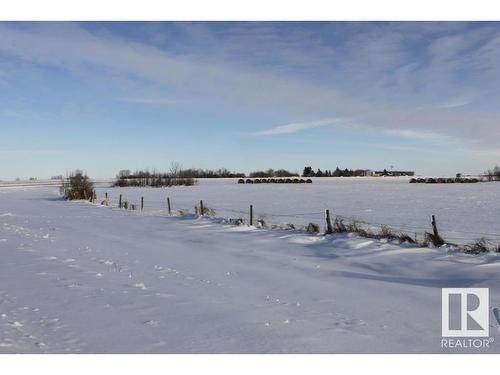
[
  {"left": 167, "top": 197, "right": 171, "bottom": 215},
  {"left": 250, "top": 204, "right": 253, "bottom": 226},
  {"left": 325, "top": 209, "right": 333, "bottom": 234},
  {"left": 105, "top": 192, "right": 108, "bottom": 206},
  {"left": 141, "top": 196, "right": 144, "bottom": 211},
  {"left": 93, "top": 190, "right": 97, "bottom": 204},
  {"left": 431, "top": 215, "right": 439, "bottom": 239},
  {"left": 200, "top": 200, "right": 204, "bottom": 216},
  {"left": 119, "top": 194, "right": 122, "bottom": 208}
]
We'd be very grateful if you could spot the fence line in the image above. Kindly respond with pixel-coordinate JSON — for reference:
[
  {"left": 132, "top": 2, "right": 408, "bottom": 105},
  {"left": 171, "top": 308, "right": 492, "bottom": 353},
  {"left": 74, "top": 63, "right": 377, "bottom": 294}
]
[{"left": 90, "top": 190, "right": 500, "bottom": 248}]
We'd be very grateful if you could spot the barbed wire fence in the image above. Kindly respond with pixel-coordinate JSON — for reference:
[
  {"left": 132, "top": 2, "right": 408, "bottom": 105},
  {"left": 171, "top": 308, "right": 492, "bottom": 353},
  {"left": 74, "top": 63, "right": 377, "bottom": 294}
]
[{"left": 89, "top": 190, "right": 500, "bottom": 253}]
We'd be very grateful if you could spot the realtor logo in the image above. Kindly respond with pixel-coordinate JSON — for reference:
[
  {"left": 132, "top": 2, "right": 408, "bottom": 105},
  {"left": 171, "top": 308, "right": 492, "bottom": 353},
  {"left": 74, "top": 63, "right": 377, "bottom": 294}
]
[{"left": 442, "top": 288, "right": 489, "bottom": 337}]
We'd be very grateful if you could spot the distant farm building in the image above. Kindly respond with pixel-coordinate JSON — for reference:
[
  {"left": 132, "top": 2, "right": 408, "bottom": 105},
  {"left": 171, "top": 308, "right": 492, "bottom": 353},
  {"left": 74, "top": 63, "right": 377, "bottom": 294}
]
[{"left": 357, "top": 169, "right": 372, "bottom": 177}]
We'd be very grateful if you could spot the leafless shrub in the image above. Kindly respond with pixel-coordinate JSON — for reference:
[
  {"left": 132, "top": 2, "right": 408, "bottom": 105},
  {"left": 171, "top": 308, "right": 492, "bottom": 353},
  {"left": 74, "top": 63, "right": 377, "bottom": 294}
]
[
  {"left": 424, "top": 231, "right": 445, "bottom": 247},
  {"left": 397, "top": 233, "right": 416, "bottom": 244},
  {"left": 61, "top": 170, "right": 94, "bottom": 201},
  {"left": 257, "top": 216, "right": 267, "bottom": 228},
  {"left": 195, "top": 204, "right": 216, "bottom": 216},
  {"left": 378, "top": 225, "right": 398, "bottom": 240},
  {"left": 306, "top": 223, "right": 320, "bottom": 233},
  {"left": 306, "top": 223, "right": 319, "bottom": 233},
  {"left": 347, "top": 220, "right": 373, "bottom": 238},
  {"left": 463, "top": 239, "right": 490, "bottom": 254},
  {"left": 333, "top": 217, "right": 347, "bottom": 233}
]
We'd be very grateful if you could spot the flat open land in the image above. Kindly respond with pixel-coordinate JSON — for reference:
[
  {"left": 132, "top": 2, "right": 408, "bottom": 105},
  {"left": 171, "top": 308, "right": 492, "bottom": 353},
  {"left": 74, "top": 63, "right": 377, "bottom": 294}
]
[{"left": 1, "top": 180, "right": 499, "bottom": 353}]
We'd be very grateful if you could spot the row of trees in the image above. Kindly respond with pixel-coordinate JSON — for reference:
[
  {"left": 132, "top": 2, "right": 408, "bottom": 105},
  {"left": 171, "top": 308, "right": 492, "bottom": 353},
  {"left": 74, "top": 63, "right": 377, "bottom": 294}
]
[
  {"left": 177, "top": 168, "right": 245, "bottom": 178},
  {"left": 302, "top": 166, "right": 369, "bottom": 177},
  {"left": 248, "top": 169, "right": 299, "bottom": 178},
  {"left": 116, "top": 165, "right": 298, "bottom": 180},
  {"left": 114, "top": 162, "right": 196, "bottom": 187}
]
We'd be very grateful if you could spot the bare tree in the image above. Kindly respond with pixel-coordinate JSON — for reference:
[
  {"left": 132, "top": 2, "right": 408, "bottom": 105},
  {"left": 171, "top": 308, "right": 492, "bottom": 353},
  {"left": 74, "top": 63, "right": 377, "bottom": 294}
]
[
  {"left": 169, "top": 161, "right": 182, "bottom": 178},
  {"left": 485, "top": 165, "right": 500, "bottom": 181}
]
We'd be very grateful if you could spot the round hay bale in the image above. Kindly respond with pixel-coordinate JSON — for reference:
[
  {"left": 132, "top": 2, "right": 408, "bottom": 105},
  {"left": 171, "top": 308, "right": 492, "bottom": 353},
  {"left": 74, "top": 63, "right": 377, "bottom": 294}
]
[
  {"left": 285, "top": 178, "right": 292, "bottom": 183},
  {"left": 277, "top": 179, "right": 284, "bottom": 183},
  {"left": 299, "top": 179, "right": 306, "bottom": 183},
  {"left": 426, "top": 178, "right": 436, "bottom": 184},
  {"left": 409, "top": 178, "right": 417, "bottom": 183},
  {"left": 237, "top": 179, "right": 245, "bottom": 184},
  {"left": 269, "top": 178, "right": 276, "bottom": 183},
  {"left": 246, "top": 179, "right": 253, "bottom": 184},
  {"left": 446, "top": 178, "right": 455, "bottom": 183},
  {"left": 292, "top": 178, "right": 300, "bottom": 183},
  {"left": 306, "top": 179, "right": 312, "bottom": 183},
  {"left": 470, "top": 178, "right": 479, "bottom": 183},
  {"left": 261, "top": 179, "right": 269, "bottom": 183},
  {"left": 417, "top": 178, "right": 425, "bottom": 183},
  {"left": 436, "top": 178, "right": 446, "bottom": 183}
]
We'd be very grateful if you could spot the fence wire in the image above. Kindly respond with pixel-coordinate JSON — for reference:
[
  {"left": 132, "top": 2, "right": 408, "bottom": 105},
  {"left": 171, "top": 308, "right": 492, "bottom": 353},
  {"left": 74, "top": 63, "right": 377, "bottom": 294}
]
[{"left": 95, "top": 192, "right": 500, "bottom": 248}]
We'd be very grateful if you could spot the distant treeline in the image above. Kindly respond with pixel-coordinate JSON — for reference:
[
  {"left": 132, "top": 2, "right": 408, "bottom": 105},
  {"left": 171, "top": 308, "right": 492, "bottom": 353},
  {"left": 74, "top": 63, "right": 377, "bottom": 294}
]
[
  {"left": 178, "top": 168, "right": 299, "bottom": 178},
  {"left": 248, "top": 169, "right": 299, "bottom": 178},
  {"left": 113, "top": 169, "right": 196, "bottom": 187},
  {"left": 302, "top": 166, "right": 370, "bottom": 177},
  {"left": 113, "top": 167, "right": 300, "bottom": 185},
  {"left": 177, "top": 168, "right": 245, "bottom": 178}
]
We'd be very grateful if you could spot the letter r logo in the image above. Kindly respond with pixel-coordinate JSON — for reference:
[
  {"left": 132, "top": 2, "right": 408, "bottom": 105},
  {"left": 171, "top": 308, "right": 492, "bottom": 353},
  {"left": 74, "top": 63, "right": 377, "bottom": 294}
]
[{"left": 442, "top": 288, "right": 489, "bottom": 337}]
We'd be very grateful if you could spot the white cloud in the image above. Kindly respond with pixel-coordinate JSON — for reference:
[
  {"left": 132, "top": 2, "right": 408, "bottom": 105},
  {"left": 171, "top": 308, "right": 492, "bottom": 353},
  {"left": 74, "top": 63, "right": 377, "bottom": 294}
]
[{"left": 254, "top": 118, "right": 345, "bottom": 136}]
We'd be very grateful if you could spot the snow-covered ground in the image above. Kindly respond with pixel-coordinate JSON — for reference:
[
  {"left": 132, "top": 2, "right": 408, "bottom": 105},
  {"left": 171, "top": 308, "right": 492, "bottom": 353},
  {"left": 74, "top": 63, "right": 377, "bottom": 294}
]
[
  {"left": 1, "top": 184, "right": 500, "bottom": 353},
  {"left": 99, "top": 177, "right": 500, "bottom": 245}
]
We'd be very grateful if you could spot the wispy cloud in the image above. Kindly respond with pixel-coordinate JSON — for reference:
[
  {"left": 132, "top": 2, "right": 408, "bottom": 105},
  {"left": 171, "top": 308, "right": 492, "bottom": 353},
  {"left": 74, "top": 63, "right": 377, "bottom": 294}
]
[
  {"left": 385, "top": 129, "right": 446, "bottom": 140},
  {"left": 439, "top": 98, "right": 473, "bottom": 109},
  {"left": 254, "top": 118, "right": 346, "bottom": 136},
  {"left": 118, "top": 97, "right": 178, "bottom": 106},
  {"left": 1, "top": 22, "right": 500, "bottom": 155}
]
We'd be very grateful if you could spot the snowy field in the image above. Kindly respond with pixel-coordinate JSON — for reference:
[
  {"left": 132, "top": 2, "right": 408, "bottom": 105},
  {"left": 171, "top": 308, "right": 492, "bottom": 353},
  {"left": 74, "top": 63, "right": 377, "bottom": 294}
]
[
  {"left": 99, "top": 177, "right": 500, "bottom": 245},
  {"left": 1, "top": 183, "right": 500, "bottom": 353}
]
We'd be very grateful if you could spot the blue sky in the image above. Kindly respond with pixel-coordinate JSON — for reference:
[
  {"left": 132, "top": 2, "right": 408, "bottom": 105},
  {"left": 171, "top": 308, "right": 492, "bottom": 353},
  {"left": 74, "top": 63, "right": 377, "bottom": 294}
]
[{"left": 1, "top": 21, "right": 500, "bottom": 179}]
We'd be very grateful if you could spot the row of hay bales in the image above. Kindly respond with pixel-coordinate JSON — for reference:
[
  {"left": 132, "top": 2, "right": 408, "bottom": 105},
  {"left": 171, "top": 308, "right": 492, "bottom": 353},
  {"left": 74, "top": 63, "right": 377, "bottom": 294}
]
[
  {"left": 410, "top": 177, "right": 480, "bottom": 184},
  {"left": 238, "top": 178, "right": 313, "bottom": 184}
]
